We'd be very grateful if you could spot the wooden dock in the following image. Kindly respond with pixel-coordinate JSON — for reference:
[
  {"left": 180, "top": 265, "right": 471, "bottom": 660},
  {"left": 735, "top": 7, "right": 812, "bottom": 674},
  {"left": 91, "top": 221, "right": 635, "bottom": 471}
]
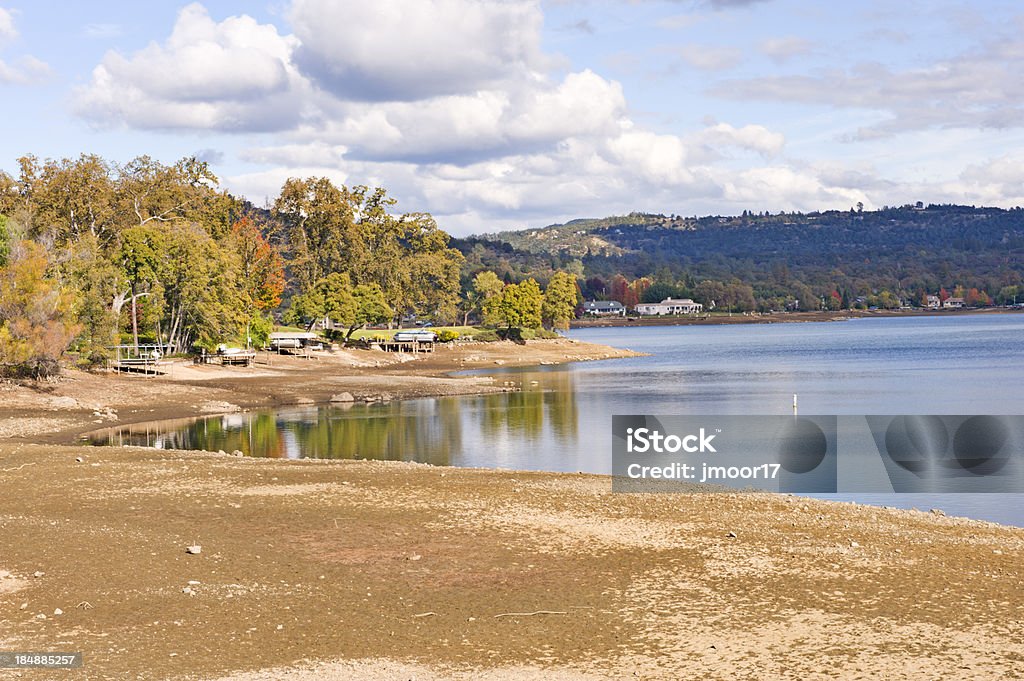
[
  {"left": 196, "top": 350, "right": 257, "bottom": 366},
  {"left": 111, "top": 357, "right": 166, "bottom": 375},
  {"left": 110, "top": 345, "right": 168, "bottom": 376}
]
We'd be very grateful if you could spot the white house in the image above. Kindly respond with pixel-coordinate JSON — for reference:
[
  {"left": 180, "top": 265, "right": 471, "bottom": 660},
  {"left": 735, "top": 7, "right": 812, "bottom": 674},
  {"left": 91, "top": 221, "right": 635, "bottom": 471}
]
[
  {"left": 943, "top": 297, "right": 965, "bottom": 309},
  {"left": 926, "top": 295, "right": 941, "bottom": 309},
  {"left": 635, "top": 298, "right": 703, "bottom": 315},
  {"left": 583, "top": 300, "right": 626, "bottom": 316}
]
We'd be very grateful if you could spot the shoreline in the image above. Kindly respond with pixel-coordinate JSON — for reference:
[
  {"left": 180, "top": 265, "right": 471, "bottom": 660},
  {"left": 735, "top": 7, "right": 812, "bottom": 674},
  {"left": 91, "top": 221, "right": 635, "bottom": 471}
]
[
  {"left": 570, "top": 305, "right": 1023, "bottom": 329},
  {"left": 2, "top": 337, "right": 1024, "bottom": 679},
  {"left": 0, "top": 337, "right": 641, "bottom": 445}
]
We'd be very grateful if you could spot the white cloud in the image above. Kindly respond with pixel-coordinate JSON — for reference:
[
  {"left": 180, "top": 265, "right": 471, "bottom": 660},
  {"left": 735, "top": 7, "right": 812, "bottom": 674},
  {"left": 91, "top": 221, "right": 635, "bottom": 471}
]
[
  {"left": 0, "top": 54, "right": 50, "bottom": 85},
  {"left": 706, "top": 0, "right": 772, "bottom": 8},
  {"left": 226, "top": 165, "right": 351, "bottom": 206},
  {"left": 957, "top": 154, "right": 1024, "bottom": 205},
  {"left": 758, "top": 36, "right": 814, "bottom": 62},
  {"left": 715, "top": 35, "right": 1024, "bottom": 137},
  {"left": 675, "top": 44, "right": 742, "bottom": 71},
  {"left": 606, "top": 129, "right": 694, "bottom": 186},
  {"left": 0, "top": 7, "right": 52, "bottom": 85},
  {"left": 698, "top": 122, "right": 785, "bottom": 157},
  {"left": 72, "top": 0, "right": 950, "bottom": 235},
  {"left": 240, "top": 143, "right": 349, "bottom": 167},
  {"left": 83, "top": 23, "right": 123, "bottom": 39},
  {"left": 716, "top": 166, "right": 869, "bottom": 209},
  {"left": 74, "top": 3, "right": 305, "bottom": 131},
  {"left": 265, "top": 67, "right": 628, "bottom": 164},
  {"left": 0, "top": 7, "right": 17, "bottom": 46},
  {"left": 290, "top": 0, "right": 547, "bottom": 102}
]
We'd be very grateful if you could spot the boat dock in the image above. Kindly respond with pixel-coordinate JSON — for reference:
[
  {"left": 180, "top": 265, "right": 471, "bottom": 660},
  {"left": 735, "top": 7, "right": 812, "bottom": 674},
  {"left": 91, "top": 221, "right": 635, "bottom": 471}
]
[
  {"left": 110, "top": 345, "right": 168, "bottom": 375},
  {"left": 195, "top": 349, "right": 258, "bottom": 366}
]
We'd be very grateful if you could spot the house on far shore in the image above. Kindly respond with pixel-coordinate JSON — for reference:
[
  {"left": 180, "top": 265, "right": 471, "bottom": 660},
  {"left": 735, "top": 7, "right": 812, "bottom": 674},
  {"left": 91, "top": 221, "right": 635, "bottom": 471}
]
[
  {"left": 583, "top": 300, "right": 626, "bottom": 317},
  {"left": 926, "top": 295, "right": 941, "bottom": 309},
  {"left": 635, "top": 298, "right": 704, "bottom": 315},
  {"left": 943, "top": 297, "right": 965, "bottom": 309}
]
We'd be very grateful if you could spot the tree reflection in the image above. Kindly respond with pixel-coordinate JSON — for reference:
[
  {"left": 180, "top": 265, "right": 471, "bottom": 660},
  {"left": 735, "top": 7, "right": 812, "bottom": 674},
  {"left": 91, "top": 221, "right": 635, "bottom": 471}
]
[{"left": 88, "top": 369, "right": 580, "bottom": 465}]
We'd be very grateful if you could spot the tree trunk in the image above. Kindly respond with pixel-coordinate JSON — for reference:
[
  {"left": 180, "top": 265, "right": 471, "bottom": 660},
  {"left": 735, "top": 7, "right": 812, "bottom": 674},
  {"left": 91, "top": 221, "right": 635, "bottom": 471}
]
[{"left": 131, "top": 288, "right": 139, "bottom": 352}]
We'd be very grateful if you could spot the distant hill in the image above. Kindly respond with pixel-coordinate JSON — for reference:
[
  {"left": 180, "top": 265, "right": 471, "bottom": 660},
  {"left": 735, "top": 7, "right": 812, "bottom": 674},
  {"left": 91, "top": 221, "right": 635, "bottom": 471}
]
[{"left": 453, "top": 205, "right": 1024, "bottom": 309}]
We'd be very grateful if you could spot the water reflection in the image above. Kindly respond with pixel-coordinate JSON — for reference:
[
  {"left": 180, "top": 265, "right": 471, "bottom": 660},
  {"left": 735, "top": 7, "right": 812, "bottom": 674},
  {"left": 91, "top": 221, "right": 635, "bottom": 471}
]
[{"left": 86, "top": 368, "right": 579, "bottom": 465}]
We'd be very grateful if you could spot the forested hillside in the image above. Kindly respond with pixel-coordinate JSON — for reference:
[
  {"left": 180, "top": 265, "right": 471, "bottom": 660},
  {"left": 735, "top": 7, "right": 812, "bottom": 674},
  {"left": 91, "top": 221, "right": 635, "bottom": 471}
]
[{"left": 458, "top": 205, "right": 1024, "bottom": 311}]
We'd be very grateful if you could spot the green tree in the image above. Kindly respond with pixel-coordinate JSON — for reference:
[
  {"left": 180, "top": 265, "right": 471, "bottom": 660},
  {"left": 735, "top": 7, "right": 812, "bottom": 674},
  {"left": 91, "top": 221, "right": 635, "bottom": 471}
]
[
  {"left": 469, "top": 270, "right": 504, "bottom": 326},
  {"left": 118, "top": 225, "right": 165, "bottom": 349},
  {"left": 542, "top": 271, "right": 579, "bottom": 330},
  {"left": 274, "top": 177, "right": 356, "bottom": 291},
  {"left": 489, "top": 279, "right": 543, "bottom": 330},
  {"left": 289, "top": 273, "right": 357, "bottom": 330},
  {"left": 347, "top": 283, "right": 393, "bottom": 342},
  {"left": 276, "top": 179, "right": 463, "bottom": 324},
  {"left": 0, "top": 214, "right": 10, "bottom": 266},
  {"left": 65, "top": 234, "right": 120, "bottom": 351}
]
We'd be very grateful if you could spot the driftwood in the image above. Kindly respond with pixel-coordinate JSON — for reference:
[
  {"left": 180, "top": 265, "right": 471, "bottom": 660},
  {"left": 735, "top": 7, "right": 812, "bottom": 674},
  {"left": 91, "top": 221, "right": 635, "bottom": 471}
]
[{"left": 1, "top": 462, "right": 36, "bottom": 472}]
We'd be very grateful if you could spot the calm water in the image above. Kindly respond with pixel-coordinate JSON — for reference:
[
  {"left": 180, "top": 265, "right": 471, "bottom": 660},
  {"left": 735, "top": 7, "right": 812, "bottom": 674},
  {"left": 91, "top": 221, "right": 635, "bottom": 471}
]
[{"left": 89, "top": 315, "right": 1024, "bottom": 526}]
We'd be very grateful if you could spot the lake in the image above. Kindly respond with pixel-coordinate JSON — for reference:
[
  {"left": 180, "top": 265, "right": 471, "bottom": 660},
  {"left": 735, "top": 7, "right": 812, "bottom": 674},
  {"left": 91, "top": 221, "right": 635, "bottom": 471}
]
[{"left": 88, "top": 314, "right": 1024, "bottom": 526}]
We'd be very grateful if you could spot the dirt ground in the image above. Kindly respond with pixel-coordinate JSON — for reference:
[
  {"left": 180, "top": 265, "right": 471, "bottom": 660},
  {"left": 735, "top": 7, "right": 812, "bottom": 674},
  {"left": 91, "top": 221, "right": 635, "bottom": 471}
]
[{"left": 1, "top": 338, "right": 1023, "bottom": 680}]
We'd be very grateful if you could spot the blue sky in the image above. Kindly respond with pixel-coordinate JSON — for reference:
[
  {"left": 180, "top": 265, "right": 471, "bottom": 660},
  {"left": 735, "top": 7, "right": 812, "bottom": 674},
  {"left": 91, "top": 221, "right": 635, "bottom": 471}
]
[{"left": 2, "top": 0, "right": 1024, "bottom": 235}]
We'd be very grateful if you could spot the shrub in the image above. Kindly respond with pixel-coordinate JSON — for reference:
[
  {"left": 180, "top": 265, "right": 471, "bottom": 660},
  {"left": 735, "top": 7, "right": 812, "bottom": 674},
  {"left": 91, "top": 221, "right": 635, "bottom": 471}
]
[{"left": 436, "top": 329, "right": 460, "bottom": 343}]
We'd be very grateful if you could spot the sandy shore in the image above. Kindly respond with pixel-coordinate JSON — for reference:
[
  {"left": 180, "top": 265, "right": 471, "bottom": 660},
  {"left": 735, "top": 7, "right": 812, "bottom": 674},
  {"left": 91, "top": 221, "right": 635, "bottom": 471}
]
[{"left": 1, "top": 338, "right": 1022, "bottom": 680}]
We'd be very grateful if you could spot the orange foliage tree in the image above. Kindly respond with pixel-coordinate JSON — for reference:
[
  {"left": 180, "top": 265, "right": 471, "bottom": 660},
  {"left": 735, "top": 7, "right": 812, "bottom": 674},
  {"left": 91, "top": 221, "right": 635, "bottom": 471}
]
[{"left": 0, "top": 240, "right": 79, "bottom": 377}]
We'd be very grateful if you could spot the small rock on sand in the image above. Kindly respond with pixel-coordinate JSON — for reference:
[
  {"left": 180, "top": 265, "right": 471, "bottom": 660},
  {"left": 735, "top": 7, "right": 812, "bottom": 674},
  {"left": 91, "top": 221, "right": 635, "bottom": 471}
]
[
  {"left": 330, "top": 392, "right": 355, "bottom": 403},
  {"left": 186, "top": 545, "right": 202, "bottom": 555}
]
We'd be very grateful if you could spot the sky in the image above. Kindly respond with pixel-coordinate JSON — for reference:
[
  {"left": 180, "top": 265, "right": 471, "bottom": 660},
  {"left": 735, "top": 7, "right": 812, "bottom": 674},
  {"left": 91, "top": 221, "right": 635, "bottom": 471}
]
[{"left": 2, "top": 0, "right": 1024, "bottom": 236}]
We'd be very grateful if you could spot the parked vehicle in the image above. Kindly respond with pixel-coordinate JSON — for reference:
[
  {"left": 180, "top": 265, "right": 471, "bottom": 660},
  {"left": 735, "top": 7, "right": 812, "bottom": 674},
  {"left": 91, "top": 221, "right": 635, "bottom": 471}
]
[{"left": 393, "top": 330, "right": 437, "bottom": 342}]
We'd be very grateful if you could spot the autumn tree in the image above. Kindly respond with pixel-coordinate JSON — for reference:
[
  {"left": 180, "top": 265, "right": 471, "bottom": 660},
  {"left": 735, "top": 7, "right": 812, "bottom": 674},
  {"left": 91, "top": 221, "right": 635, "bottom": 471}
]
[
  {"left": 0, "top": 239, "right": 79, "bottom": 377},
  {"left": 229, "top": 217, "right": 285, "bottom": 346}
]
